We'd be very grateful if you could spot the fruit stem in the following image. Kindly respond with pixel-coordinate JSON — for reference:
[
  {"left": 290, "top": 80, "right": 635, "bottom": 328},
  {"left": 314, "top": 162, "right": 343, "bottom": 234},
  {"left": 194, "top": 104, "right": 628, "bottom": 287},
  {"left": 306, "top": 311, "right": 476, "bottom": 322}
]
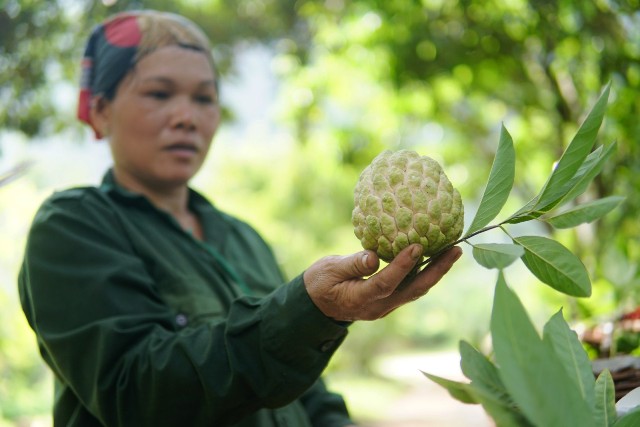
[{"left": 416, "top": 224, "right": 503, "bottom": 268}]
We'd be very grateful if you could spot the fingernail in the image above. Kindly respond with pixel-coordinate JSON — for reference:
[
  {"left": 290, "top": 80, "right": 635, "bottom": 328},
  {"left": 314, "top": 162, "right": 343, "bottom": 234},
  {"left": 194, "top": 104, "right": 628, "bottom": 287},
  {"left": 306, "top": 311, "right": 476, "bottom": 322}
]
[
  {"left": 410, "top": 244, "right": 422, "bottom": 260},
  {"left": 362, "top": 252, "right": 369, "bottom": 266}
]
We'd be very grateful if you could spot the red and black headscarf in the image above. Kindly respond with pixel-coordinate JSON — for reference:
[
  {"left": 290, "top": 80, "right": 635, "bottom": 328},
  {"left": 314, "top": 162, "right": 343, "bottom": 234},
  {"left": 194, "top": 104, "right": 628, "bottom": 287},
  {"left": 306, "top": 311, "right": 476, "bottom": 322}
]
[{"left": 77, "top": 10, "right": 215, "bottom": 138}]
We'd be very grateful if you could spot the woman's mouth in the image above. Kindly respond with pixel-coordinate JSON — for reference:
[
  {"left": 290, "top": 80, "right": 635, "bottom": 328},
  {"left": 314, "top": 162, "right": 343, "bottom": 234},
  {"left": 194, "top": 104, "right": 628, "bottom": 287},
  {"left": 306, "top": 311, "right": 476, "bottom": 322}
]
[
  {"left": 165, "top": 143, "right": 198, "bottom": 152},
  {"left": 164, "top": 143, "right": 199, "bottom": 158}
]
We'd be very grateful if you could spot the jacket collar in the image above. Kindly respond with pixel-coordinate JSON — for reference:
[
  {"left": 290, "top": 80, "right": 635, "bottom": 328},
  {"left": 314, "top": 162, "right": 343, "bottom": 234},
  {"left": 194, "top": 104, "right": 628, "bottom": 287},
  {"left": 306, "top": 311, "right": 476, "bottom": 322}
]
[{"left": 99, "top": 168, "right": 230, "bottom": 244}]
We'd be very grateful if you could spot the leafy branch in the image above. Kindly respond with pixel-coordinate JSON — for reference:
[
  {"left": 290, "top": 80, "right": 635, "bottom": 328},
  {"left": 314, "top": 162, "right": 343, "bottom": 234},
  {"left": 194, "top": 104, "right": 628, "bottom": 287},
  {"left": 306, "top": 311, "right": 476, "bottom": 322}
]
[
  {"left": 418, "top": 83, "right": 623, "bottom": 298},
  {"left": 421, "top": 84, "right": 639, "bottom": 425}
]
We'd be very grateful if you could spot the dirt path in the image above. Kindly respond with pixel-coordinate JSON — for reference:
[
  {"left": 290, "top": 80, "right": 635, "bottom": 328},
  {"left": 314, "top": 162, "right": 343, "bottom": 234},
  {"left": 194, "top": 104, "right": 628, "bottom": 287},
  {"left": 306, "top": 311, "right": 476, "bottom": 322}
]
[{"left": 358, "top": 351, "right": 495, "bottom": 427}]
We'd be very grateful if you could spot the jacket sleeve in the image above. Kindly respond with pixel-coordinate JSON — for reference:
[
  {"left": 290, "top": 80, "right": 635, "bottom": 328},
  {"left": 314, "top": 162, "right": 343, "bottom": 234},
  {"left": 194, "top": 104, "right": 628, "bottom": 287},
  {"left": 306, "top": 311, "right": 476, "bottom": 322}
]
[
  {"left": 18, "top": 194, "right": 350, "bottom": 426},
  {"left": 300, "top": 379, "right": 355, "bottom": 427}
]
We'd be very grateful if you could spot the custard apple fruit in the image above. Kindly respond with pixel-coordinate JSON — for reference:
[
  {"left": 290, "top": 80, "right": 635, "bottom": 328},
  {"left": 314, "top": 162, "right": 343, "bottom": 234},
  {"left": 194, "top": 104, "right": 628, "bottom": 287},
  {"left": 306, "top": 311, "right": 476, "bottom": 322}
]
[{"left": 352, "top": 149, "right": 464, "bottom": 262}]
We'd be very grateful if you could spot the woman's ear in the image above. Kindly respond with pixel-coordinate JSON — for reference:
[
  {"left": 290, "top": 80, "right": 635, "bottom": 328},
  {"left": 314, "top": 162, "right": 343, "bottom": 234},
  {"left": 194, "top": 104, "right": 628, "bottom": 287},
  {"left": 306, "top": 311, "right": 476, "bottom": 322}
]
[{"left": 88, "top": 95, "right": 111, "bottom": 139}]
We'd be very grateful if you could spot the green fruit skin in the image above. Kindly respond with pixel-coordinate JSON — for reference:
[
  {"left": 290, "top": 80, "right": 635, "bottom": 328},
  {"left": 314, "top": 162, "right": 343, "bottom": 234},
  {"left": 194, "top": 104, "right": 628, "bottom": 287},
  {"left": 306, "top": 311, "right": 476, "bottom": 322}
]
[{"left": 352, "top": 149, "right": 464, "bottom": 262}]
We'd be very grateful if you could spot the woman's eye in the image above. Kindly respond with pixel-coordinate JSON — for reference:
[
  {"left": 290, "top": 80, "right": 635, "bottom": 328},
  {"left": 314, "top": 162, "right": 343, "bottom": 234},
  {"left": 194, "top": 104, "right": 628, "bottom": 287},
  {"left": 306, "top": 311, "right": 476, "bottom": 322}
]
[
  {"left": 147, "top": 91, "right": 170, "bottom": 99},
  {"left": 195, "top": 95, "right": 216, "bottom": 104}
]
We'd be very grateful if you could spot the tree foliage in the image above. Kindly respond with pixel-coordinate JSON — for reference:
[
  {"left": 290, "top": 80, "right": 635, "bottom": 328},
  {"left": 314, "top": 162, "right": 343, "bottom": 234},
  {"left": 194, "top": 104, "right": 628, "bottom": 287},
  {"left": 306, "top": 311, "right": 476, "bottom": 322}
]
[
  {"left": 283, "top": 0, "right": 640, "bottom": 317},
  {"left": 281, "top": 0, "right": 638, "bottom": 319}
]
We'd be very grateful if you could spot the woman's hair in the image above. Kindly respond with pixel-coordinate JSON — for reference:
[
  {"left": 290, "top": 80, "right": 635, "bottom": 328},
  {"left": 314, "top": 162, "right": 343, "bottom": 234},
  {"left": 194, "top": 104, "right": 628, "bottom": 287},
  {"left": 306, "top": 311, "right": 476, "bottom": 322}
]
[
  {"left": 104, "top": 12, "right": 216, "bottom": 100},
  {"left": 77, "top": 10, "right": 218, "bottom": 136}
]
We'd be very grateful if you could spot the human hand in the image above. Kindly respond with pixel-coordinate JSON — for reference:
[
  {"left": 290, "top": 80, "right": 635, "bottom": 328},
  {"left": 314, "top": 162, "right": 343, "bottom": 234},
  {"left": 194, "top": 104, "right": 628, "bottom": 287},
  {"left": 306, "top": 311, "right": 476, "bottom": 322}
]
[{"left": 303, "top": 244, "right": 462, "bottom": 322}]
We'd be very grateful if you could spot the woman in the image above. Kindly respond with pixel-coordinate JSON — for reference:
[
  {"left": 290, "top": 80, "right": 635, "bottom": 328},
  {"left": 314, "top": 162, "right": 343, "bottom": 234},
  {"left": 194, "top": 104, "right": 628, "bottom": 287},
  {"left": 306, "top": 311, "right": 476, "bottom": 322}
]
[{"left": 18, "top": 10, "right": 462, "bottom": 427}]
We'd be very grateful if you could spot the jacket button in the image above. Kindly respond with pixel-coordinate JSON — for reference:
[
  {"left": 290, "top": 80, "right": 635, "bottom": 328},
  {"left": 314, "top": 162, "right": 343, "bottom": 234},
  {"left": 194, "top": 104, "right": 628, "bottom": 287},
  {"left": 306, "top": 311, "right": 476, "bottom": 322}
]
[
  {"left": 320, "top": 340, "right": 336, "bottom": 352},
  {"left": 176, "top": 314, "right": 188, "bottom": 327}
]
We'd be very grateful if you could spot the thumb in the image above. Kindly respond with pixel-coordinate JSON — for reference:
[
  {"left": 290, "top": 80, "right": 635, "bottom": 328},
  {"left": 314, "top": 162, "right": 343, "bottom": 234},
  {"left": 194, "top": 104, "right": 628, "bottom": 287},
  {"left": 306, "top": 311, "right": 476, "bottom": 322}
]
[{"left": 334, "top": 250, "right": 380, "bottom": 279}]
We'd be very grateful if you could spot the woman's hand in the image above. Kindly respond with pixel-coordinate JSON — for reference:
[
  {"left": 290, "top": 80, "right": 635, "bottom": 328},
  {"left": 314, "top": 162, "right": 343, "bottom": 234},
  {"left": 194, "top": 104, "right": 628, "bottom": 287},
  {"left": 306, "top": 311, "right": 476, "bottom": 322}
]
[{"left": 303, "top": 244, "right": 462, "bottom": 322}]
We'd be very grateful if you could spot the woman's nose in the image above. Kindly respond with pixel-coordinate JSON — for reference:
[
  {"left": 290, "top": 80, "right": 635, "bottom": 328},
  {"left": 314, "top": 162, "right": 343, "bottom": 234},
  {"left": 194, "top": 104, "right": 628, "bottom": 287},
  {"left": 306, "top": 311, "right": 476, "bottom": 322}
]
[{"left": 170, "top": 98, "right": 197, "bottom": 130}]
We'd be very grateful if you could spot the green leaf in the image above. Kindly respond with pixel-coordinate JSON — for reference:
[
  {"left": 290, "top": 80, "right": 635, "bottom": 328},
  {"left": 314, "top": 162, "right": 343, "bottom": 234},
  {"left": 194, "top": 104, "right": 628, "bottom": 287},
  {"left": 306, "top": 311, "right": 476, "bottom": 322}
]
[
  {"left": 472, "top": 243, "right": 525, "bottom": 270},
  {"left": 553, "top": 142, "right": 617, "bottom": 209},
  {"left": 468, "top": 383, "right": 534, "bottom": 427},
  {"left": 534, "top": 83, "right": 611, "bottom": 209},
  {"left": 459, "top": 341, "right": 533, "bottom": 426},
  {"left": 491, "top": 273, "right": 596, "bottom": 427},
  {"left": 460, "top": 340, "right": 507, "bottom": 396},
  {"left": 504, "top": 143, "right": 616, "bottom": 225},
  {"left": 534, "top": 145, "right": 603, "bottom": 212},
  {"left": 544, "top": 196, "right": 625, "bottom": 229},
  {"left": 503, "top": 209, "right": 544, "bottom": 225},
  {"left": 543, "top": 309, "right": 596, "bottom": 409},
  {"left": 506, "top": 196, "right": 539, "bottom": 223},
  {"left": 465, "top": 124, "right": 515, "bottom": 236},
  {"left": 421, "top": 371, "right": 477, "bottom": 404},
  {"left": 513, "top": 235, "right": 592, "bottom": 297},
  {"left": 539, "top": 142, "right": 615, "bottom": 213},
  {"left": 594, "top": 369, "right": 616, "bottom": 427},
  {"left": 613, "top": 408, "right": 640, "bottom": 426},
  {"left": 504, "top": 86, "right": 613, "bottom": 224}
]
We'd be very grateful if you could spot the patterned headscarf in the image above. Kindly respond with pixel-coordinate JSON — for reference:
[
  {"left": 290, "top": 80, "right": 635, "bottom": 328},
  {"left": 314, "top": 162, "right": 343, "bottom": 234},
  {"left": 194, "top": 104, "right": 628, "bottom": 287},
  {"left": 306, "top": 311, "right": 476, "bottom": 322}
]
[{"left": 77, "top": 10, "right": 215, "bottom": 138}]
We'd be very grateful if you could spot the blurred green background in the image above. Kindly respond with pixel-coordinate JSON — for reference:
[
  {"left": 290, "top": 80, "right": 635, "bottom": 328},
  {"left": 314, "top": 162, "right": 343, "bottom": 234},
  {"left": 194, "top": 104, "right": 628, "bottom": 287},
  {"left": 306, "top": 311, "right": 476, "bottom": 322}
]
[{"left": 1, "top": 0, "right": 639, "bottom": 425}]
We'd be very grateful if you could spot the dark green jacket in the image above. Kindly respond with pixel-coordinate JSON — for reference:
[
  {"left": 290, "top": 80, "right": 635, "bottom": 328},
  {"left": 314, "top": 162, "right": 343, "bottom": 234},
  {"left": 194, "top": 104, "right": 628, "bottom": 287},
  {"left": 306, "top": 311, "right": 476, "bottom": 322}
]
[{"left": 18, "top": 171, "right": 353, "bottom": 427}]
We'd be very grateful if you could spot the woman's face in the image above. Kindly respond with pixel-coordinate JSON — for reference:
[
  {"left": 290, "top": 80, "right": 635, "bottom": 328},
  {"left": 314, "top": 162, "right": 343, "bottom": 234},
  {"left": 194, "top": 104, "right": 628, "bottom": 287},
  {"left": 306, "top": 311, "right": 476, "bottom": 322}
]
[{"left": 93, "top": 45, "right": 220, "bottom": 191}]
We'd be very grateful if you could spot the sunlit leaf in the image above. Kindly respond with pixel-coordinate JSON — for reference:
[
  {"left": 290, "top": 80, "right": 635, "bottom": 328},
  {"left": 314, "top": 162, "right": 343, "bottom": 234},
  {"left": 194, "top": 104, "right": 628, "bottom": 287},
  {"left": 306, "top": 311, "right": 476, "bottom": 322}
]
[
  {"left": 594, "top": 370, "right": 616, "bottom": 427},
  {"left": 613, "top": 408, "right": 640, "bottom": 426},
  {"left": 506, "top": 197, "right": 537, "bottom": 220},
  {"left": 459, "top": 341, "right": 532, "bottom": 426},
  {"left": 504, "top": 143, "right": 616, "bottom": 225},
  {"left": 460, "top": 340, "right": 505, "bottom": 395},
  {"left": 472, "top": 243, "right": 525, "bottom": 269},
  {"left": 421, "top": 371, "right": 477, "bottom": 404},
  {"left": 514, "top": 235, "right": 591, "bottom": 297},
  {"left": 468, "top": 384, "right": 534, "bottom": 427},
  {"left": 491, "top": 273, "right": 596, "bottom": 427},
  {"left": 535, "top": 83, "right": 611, "bottom": 209},
  {"left": 503, "top": 207, "right": 543, "bottom": 224},
  {"left": 465, "top": 125, "right": 515, "bottom": 236},
  {"left": 543, "top": 309, "right": 595, "bottom": 409},
  {"left": 542, "top": 142, "right": 617, "bottom": 212},
  {"left": 544, "top": 196, "right": 625, "bottom": 229}
]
